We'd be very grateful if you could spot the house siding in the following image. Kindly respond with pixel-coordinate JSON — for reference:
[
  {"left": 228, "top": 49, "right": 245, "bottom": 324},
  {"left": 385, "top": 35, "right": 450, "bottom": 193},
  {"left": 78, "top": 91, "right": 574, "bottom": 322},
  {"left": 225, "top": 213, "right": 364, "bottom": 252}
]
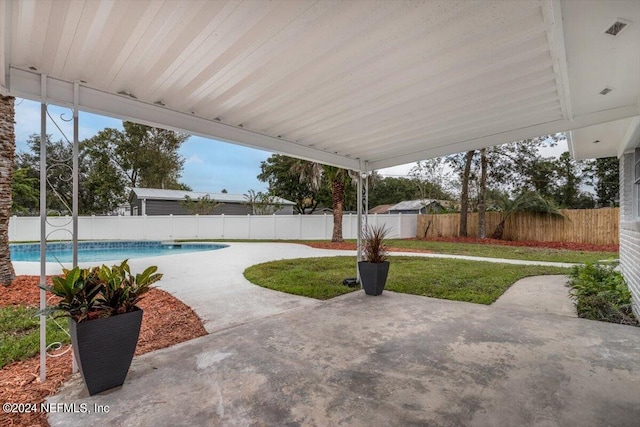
[
  {"left": 130, "top": 198, "right": 293, "bottom": 215},
  {"left": 619, "top": 152, "right": 640, "bottom": 317},
  {"left": 143, "top": 199, "right": 251, "bottom": 215}
]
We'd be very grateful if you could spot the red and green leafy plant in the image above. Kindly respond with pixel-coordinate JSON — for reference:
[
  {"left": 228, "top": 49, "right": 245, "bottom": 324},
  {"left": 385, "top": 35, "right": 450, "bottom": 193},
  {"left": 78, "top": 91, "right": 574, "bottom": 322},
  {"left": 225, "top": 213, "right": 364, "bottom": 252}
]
[{"left": 41, "top": 260, "right": 162, "bottom": 322}]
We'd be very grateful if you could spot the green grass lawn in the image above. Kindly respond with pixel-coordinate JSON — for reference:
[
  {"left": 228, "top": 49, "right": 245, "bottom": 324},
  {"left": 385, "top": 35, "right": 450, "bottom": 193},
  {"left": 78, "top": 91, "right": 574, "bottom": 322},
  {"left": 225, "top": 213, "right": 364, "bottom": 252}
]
[
  {"left": 244, "top": 256, "right": 570, "bottom": 304},
  {"left": 182, "top": 238, "right": 617, "bottom": 264},
  {"left": 0, "top": 306, "right": 70, "bottom": 369},
  {"left": 384, "top": 239, "right": 617, "bottom": 264}
]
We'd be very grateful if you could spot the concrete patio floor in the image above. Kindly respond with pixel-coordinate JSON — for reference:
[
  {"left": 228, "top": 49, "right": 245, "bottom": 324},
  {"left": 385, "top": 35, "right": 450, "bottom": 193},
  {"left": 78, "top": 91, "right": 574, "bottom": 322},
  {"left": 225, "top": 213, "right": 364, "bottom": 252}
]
[
  {"left": 27, "top": 242, "right": 638, "bottom": 426},
  {"left": 48, "top": 290, "right": 640, "bottom": 426}
]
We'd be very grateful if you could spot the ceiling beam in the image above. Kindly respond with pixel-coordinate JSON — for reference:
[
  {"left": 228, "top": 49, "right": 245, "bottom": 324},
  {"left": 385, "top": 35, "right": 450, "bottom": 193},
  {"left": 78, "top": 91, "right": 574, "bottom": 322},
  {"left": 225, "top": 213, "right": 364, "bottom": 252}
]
[
  {"left": 542, "top": 0, "right": 573, "bottom": 121},
  {"left": 369, "top": 105, "right": 640, "bottom": 170},
  {"left": 8, "top": 67, "right": 361, "bottom": 170}
]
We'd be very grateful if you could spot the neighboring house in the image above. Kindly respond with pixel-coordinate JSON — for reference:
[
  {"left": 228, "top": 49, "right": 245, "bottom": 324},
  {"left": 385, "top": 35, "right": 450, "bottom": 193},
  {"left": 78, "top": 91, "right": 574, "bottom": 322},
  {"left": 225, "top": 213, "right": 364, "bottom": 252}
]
[
  {"left": 388, "top": 199, "right": 444, "bottom": 215},
  {"left": 369, "top": 204, "right": 393, "bottom": 215},
  {"left": 129, "top": 188, "right": 295, "bottom": 216}
]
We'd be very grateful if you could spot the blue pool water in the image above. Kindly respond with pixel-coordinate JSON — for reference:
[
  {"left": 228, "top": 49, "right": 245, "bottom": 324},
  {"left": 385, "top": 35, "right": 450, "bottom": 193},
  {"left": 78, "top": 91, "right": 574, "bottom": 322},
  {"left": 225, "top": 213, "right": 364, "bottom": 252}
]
[{"left": 10, "top": 241, "right": 228, "bottom": 263}]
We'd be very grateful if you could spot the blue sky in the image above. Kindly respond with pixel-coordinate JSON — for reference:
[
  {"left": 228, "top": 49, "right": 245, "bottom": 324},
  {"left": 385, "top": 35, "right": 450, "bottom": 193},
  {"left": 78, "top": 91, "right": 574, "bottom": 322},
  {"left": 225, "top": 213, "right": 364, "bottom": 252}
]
[
  {"left": 14, "top": 98, "right": 567, "bottom": 193},
  {"left": 15, "top": 98, "right": 272, "bottom": 194}
]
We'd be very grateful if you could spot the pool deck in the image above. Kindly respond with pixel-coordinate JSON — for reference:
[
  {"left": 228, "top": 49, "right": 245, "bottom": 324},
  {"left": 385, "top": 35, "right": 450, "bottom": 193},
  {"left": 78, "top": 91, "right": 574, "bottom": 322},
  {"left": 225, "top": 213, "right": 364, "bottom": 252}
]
[
  {"left": 26, "top": 242, "right": 640, "bottom": 426},
  {"left": 13, "top": 242, "right": 573, "bottom": 333}
]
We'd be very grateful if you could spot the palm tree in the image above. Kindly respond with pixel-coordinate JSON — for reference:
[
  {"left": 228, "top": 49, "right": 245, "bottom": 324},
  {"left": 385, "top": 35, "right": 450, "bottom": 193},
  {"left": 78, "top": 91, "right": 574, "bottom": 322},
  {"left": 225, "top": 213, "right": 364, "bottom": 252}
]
[
  {"left": 292, "top": 161, "right": 354, "bottom": 242},
  {"left": 491, "top": 191, "right": 563, "bottom": 240},
  {"left": 0, "top": 95, "right": 16, "bottom": 285}
]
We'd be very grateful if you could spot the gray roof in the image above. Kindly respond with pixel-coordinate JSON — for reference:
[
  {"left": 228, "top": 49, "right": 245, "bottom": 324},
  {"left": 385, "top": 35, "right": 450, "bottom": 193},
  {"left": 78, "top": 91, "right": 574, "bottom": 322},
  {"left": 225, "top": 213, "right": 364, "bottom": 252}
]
[
  {"left": 131, "top": 188, "right": 295, "bottom": 205},
  {"left": 389, "top": 199, "right": 442, "bottom": 211}
]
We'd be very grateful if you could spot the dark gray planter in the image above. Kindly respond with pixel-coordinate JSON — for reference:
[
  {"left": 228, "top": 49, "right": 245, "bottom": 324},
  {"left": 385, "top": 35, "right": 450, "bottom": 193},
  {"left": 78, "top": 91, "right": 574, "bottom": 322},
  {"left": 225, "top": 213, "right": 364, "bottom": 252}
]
[
  {"left": 68, "top": 309, "right": 143, "bottom": 395},
  {"left": 358, "top": 261, "right": 390, "bottom": 296}
]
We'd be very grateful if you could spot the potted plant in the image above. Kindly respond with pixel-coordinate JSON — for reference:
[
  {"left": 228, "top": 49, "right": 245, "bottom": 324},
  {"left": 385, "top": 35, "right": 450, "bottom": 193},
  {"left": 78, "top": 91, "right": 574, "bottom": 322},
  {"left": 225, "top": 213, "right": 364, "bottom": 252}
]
[
  {"left": 41, "top": 260, "right": 162, "bottom": 395},
  {"left": 358, "top": 224, "right": 390, "bottom": 296}
]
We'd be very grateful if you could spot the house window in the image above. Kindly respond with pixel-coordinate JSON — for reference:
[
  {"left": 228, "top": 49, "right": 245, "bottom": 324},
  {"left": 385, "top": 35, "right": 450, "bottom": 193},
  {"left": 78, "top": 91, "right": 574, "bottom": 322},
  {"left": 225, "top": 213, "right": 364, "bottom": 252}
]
[{"left": 635, "top": 148, "right": 640, "bottom": 218}]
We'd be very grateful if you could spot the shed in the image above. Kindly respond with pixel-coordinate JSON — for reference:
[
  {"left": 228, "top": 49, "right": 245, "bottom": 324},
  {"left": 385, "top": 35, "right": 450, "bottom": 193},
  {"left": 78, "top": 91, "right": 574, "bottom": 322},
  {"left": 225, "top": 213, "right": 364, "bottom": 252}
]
[
  {"left": 130, "top": 188, "right": 295, "bottom": 216},
  {"left": 388, "top": 200, "right": 444, "bottom": 215}
]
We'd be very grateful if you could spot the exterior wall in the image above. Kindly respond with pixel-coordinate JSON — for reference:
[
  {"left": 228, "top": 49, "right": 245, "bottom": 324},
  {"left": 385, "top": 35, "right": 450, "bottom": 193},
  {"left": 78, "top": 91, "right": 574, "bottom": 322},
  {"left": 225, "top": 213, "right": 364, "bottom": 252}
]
[
  {"left": 133, "top": 199, "right": 293, "bottom": 216},
  {"left": 274, "top": 205, "right": 294, "bottom": 215},
  {"left": 619, "top": 152, "right": 640, "bottom": 317},
  {"left": 145, "top": 200, "right": 191, "bottom": 215},
  {"left": 9, "top": 213, "right": 417, "bottom": 241}
]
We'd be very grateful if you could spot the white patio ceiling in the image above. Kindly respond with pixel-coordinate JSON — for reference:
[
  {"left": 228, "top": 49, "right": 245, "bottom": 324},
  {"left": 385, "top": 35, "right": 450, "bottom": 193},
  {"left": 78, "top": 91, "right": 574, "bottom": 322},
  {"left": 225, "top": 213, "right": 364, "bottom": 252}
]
[{"left": 1, "top": 0, "right": 639, "bottom": 170}]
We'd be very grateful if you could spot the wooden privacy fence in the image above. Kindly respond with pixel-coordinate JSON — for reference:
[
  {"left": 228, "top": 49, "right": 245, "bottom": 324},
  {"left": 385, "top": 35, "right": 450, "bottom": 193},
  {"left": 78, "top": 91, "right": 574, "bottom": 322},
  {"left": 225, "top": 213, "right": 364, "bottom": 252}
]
[{"left": 417, "top": 208, "right": 619, "bottom": 246}]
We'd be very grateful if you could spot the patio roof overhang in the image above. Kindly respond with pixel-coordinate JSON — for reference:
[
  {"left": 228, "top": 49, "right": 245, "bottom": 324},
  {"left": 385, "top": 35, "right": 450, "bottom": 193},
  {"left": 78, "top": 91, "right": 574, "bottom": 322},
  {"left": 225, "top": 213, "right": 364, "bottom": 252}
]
[{"left": 1, "top": 0, "right": 639, "bottom": 169}]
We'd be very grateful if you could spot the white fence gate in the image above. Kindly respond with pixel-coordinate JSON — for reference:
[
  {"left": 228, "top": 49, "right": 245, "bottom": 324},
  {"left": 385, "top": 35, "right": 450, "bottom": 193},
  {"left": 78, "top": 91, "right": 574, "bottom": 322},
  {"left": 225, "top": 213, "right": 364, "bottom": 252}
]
[{"left": 9, "top": 214, "right": 417, "bottom": 242}]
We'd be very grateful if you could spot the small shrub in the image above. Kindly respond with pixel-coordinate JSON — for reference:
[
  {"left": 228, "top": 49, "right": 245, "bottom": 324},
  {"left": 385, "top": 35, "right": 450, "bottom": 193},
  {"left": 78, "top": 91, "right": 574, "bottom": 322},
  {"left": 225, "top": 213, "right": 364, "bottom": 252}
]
[{"left": 568, "top": 263, "right": 638, "bottom": 326}]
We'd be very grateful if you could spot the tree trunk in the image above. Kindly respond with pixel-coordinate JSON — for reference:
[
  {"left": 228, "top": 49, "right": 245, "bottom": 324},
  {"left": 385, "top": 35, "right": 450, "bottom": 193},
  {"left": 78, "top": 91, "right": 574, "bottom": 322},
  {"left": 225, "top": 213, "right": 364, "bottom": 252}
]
[
  {"left": 478, "top": 148, "right": 487, "bottom": 239},
  {"left": 491, "top": 219, "right": 506, "bottom": 240},
  {"left": 331, "top": 179, "right": 345, "bottom": 242},
  {"left": 0, "top": 96, "right": 16, "bottom": 285},
  {"left": 459, "top": 150, "right": 474, "bottom": 237}
]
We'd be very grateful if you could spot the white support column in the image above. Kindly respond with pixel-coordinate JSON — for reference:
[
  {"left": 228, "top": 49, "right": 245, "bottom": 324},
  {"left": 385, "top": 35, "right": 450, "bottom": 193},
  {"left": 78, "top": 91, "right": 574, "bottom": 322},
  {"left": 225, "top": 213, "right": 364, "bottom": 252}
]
[
  {"left": 39, "top": 76, "right": 47, "bottom": 383},
  {"left": 72, "top": 83, "right": 79, "bottom": 267},
  {"left": 356, "top": 161, "right": 369, "bottom": 283},
  {"left": 357, "top": 171, "right": 363, "bottom": 262}
]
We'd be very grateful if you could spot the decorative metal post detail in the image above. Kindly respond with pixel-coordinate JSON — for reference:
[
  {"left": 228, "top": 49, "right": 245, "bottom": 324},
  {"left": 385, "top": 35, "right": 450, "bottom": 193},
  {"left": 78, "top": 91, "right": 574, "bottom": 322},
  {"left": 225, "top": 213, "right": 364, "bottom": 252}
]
[
  {"left": 38, "top": 78, "right": 81, "bottom": 382},
  {"left": 356, "top": 162, "right": 370, "bottom": 283}
]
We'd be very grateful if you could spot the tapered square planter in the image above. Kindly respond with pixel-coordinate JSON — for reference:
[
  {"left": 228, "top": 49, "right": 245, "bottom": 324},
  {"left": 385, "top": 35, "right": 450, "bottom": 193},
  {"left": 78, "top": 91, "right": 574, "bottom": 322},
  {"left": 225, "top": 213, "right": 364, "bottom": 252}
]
[
  {"left": 358, "top": 261, "right": 390, "bottom": 296},
  {"left": 68, "top": 309, "right": 143, "bottom": 395}
]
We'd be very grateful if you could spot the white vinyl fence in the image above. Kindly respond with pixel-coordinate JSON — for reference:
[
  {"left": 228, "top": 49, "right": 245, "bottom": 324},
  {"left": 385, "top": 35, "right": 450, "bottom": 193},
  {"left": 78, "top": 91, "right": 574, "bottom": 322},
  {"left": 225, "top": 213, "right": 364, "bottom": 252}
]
[{"left": 9, "top": 214, "right": 417, "bottom": 242}]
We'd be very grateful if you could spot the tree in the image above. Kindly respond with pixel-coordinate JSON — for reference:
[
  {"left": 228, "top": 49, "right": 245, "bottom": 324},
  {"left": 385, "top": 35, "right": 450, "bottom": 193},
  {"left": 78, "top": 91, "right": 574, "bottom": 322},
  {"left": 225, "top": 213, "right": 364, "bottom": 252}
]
[
  {"left": 291, "top": 161, "right": 355, "bottom": 242},
  {"left": 180, "top": 195, "right": 223, "bottom": 215},
  {"left": 368, "top": 177, "right": 420, "bottom": 207},
  {"left": 11, "top": 168, "right": 38, "bottom": 215},
  {"left": 258, "top": 155, "right": 327, "bottom": 214},
  {"left": 408, "top": 158, "right": 454, "bottom": 201},
  {"left": 590, "top": 157, "right": 619, "bottom": 207},
  {"left": 409, "top": 158, "right": 454, "bottom": 238},
  {"left": 16, "top": 134, "right": 127, "bottom": 215},
  {"left": 0, "top": 95, "right": 16, "bottom": 285},
  {"left": 83, "top": 122, "right": 189, "bottom": 190},
  {"left": 485, "top": 135, "right": 561, "bottom": 196},
  {"left": 243, "top": 189, "right": 282, "bottom": 215},
  {"left": 478, "top": 148, "right": 488, "bottom": 239},
  {"left": 553, "top": 152, "right": 595, "bottom": 209},
  {"left": 491, "top": 191, "right": 563, "bottom": 240},
  {"left": 458, "top": 150, "right": 475, "bottom": 237}
]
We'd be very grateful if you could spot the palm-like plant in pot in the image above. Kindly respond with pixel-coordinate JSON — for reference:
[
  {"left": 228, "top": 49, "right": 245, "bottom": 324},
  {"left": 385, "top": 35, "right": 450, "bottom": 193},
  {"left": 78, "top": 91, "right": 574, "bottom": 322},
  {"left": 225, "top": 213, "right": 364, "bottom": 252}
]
[
  {"left": 358, "top": 224, "right": 390, "bottom": 296},
  {"left": 41, "top": 260, "right": 162, "bottom": 395}
]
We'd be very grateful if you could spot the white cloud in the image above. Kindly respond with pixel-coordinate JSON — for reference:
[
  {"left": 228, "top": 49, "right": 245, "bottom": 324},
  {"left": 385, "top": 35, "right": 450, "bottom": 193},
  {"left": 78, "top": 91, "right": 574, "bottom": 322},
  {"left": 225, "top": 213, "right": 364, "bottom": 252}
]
[
  {"left": 378, "top": 162, "right": 417, "bottom": 178},
  {"left": 185, "top": 154, "right": 205, "bottom": 164}
]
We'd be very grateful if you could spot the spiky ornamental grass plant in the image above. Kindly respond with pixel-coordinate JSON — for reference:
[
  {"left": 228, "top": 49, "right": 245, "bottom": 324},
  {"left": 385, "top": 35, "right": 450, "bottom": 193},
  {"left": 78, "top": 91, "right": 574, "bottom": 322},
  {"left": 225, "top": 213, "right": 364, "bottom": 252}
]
[{"left": 362, "top": 224, "right": 390, "bottom": 263}]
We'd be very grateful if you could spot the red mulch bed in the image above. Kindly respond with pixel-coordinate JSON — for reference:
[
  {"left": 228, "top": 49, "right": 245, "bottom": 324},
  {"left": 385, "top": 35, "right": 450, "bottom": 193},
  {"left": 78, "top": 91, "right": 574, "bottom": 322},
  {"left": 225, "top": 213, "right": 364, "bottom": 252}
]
[
  {"left": 0, "top": 276, "right": 207, "bottom": 427},
  {"left": 304, "top": 238, "right": 618, "bottom": 253},
  {"left": 412, "top": 237, "right": 619, "bottom": 252}
]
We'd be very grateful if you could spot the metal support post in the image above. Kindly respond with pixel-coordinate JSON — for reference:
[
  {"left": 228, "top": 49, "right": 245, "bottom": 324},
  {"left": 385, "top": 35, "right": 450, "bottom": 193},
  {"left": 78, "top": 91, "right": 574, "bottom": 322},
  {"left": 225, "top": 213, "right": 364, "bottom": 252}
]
[{"left": 39, "top": 77, "right": 47, "bottom": 383}]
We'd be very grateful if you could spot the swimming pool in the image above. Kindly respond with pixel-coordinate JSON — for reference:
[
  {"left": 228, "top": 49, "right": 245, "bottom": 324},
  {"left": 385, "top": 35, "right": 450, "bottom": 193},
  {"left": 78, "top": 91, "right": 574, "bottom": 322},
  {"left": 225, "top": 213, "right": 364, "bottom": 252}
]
[{"left": 10, "top": 241, "right": 228, "bottom": 263}]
